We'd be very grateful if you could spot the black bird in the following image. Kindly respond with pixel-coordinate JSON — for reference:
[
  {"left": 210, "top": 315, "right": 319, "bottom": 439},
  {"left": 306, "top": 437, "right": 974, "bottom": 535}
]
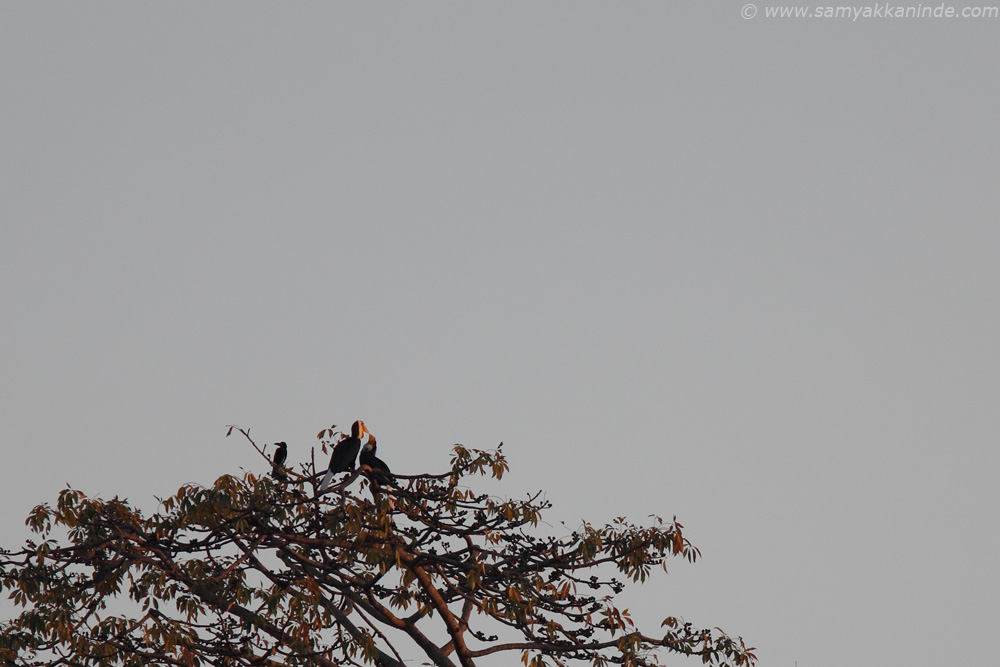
[
  {"left": 360, "top": 434, "right": 393, "bottom": 484},
  {"left": 319, "top": 420, "right": 366, "bottom": 492},
  {"left": 271, "top": 442, "right": 288, "bottom": 479}
]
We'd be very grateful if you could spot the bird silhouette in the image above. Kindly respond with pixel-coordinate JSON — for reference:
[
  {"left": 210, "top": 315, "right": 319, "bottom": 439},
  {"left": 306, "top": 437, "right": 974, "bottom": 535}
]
[
  {"left": 271, "top": 442, "right": 288, "bottom": 479},
  {"left": 360, "top": 434, "right": 393, "bottom": 484},
  {"left": 318, "top": 420, "right": 366, "bottom": 492}
]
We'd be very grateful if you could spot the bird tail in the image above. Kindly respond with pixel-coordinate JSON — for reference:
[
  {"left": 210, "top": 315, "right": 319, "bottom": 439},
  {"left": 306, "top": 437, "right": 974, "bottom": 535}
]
[{"left": 318, "top": 468, "right": 335, "bottom": 493}]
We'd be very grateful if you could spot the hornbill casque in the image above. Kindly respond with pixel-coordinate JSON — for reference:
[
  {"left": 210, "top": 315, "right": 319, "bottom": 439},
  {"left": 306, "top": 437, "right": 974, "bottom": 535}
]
[{"left": 318, "top": 420, "right": 366, "bottom": 492}]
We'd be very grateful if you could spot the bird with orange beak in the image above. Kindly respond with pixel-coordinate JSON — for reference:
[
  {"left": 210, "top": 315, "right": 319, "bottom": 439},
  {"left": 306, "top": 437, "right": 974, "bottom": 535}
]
[{"left": 318, "top": 420, "right": 367, "bottom": 492}]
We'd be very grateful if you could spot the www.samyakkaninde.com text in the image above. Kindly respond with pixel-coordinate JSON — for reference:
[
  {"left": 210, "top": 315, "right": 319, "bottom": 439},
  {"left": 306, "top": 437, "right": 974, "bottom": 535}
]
[{"left": 742, "top": 3, "right": 998, "bottom": 18}]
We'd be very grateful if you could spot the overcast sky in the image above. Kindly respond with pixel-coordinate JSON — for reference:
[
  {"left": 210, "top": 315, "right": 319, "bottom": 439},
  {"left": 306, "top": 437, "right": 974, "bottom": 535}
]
[{"left": 3, "top": 3, "right": 999, "bottom": 666}]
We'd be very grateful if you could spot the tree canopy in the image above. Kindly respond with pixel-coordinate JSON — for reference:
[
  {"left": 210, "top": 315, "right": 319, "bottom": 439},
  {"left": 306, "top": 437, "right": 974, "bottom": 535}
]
[{"left": 0, "top": 425, "right": 757, "bottom": 667}]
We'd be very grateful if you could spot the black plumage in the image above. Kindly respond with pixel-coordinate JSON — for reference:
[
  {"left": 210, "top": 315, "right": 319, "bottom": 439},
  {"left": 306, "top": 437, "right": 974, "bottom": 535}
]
[
  {"left": 319, "top": 420, "right": 366, "bottom": 492},
  {"left": 271, "top": 442, "right": 288, "bottom": 479},
  {"left": 360, "top": 434, "right": 393, "bottom": 484}
]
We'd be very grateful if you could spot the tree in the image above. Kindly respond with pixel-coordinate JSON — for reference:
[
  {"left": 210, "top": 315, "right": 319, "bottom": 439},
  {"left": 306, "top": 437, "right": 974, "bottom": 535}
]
[{"left": 0, "top": 425, "right": 757, "bottom": 667}]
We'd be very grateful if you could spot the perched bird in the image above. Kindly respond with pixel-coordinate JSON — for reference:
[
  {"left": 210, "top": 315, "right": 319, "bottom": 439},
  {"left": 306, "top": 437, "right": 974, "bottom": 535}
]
[
  {"left": 271, "top": 442, "right": 288, "bottom": 479},
  {"left": 360, "top": 434, "right": 395, "bottom": 511},
  {"left": 318, "top": 420, "right": 366, "bottom": 492},
  {"left": 360, "top": 434, "right": 393, "bottom": 484}
]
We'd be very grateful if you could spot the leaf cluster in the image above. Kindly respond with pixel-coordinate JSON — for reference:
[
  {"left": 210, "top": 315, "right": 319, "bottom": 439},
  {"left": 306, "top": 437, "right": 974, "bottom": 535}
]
[{"left": 1, "top": 438, "right": 756, "bottom": 667}]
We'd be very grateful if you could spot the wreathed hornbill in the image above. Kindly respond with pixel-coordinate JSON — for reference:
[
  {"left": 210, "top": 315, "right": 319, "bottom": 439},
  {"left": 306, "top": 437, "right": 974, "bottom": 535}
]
[
  {"left": 271, "top": 441, "right": 288, "bottom": 479},
  {"left": 318, "top": 420, "right": 366, "bottom": 492},
  {"left": 361, "top": 434, "right": 395, "bottom": 512},
  {"left": 360, "top": 434, "right": 393, "bottom": 484}
]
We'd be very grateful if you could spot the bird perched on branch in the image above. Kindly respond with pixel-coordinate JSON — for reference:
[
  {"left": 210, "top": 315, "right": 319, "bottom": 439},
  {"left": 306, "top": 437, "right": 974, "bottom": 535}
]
[
  {"left": 318, "top": 420, "right": 366, "bottom": 493},
  {"left": 360, "top": 434, "right": 393, "bottom": 485},
  {"left": 271, "top": 442, "right": 288, "bottom": 479},
  {"left": 360, "top": 434, "right": 395, "bottom": 511}
]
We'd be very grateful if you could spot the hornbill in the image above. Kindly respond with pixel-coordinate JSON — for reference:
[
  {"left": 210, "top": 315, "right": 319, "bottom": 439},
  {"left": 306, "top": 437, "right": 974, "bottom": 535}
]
[
  {"left": 271, "top": 441, "right": 288, "bottom": 479},
  {"left": 360, "top": 434, "right": 393, "bottom": 484},
  {"left": 318, "top": 420, "right": 366, "bottom": 492},
  {"left": 360, "top": 434, "right": 395, "bottom": 512}
]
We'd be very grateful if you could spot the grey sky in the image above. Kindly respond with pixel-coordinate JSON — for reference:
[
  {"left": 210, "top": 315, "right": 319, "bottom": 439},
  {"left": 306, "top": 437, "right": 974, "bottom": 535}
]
[{"left": 2, "top": 3, "right": 999, "bottom": 666}]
